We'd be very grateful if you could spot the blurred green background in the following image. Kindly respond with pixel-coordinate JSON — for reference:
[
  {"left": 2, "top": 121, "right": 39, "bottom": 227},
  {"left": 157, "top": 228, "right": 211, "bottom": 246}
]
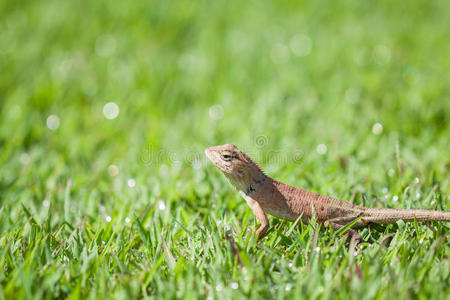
[{"left": 0, "top": 0, "right": 449, "bottom": 298}]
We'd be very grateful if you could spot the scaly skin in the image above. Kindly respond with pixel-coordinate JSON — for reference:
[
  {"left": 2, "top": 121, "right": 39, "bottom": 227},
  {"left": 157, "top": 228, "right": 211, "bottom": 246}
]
[{"left": 205, "top": 144, "right": 450, "bottom": 241}]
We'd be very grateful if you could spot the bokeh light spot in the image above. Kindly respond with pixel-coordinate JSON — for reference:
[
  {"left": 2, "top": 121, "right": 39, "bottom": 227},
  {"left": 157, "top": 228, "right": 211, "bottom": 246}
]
[
  {"left": 46, "top": 115, "right": 60, "bottom": 130},
  {"left": 208, "top": 104, "right": 224, "bottom": 120},
  {"left": 316, "top": 144, "right": 327, "bottom": 155},
  {"left": 127, "top": 178, "right": 136, "bottom": 188},
  {"left": 402, "top": 66, "right": 420, "bottom": 85},
  {"left": 290, "top": 34, "right": 312, "bottom": 57},
  {"left": 372, "top": 123, "right": 383, "bottom": 135},
  {"left": 103, "top": 102, "right": 119, "bottom": 119},
  {"left": 108, "top": 165, "right": 119, "bottom": 176},
  {"left": 373, "top": 45, "right": 391, "bottom": 65},
  {"left": 158, "top": 201, "right": 166, "bottom": 210}
]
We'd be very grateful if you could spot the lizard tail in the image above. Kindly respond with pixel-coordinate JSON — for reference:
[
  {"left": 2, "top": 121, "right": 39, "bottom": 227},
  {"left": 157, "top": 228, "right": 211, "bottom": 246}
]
[{"left": 363, "top": 208, "right": 450, "bottom": 224}]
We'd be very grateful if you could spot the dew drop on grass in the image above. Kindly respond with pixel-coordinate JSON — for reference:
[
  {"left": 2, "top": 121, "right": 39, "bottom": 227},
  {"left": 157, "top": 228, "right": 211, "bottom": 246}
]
[
  {"left": 416, "top": 192, "right": 421, "bottom": 199},
  {"left": 215, "top": 284, "right": 223, "bottom": 292},
  {"left": 316, "top": 144, "right": 327, "bottom": 155},
  {"left": 46, "top": 115, "right": 60, "bottom": 130},
  {"left": 285, "top": 283, "right": 292, "bottom": 291},
  {"left": 103, "top": 102, "right": 119, "bottom": 119},
  {"left": 387, "top": 168, "right": 395, "bottom": 177},
  {"left": 392, "top": 195, "right": 398, "bottom": 202},
  {"left": 231, "top": 282, "right": 239, "bottom": 290},
  {"left": 127, "top": 178, "right": 136, "bottom": 188},
  {"left": 158, "top": 201, "right": 166, "bottom": 210},
  {"left": 106, "top": 216, "right": 112, "bottom": 222},
  {"left": 208, "top": 104, "right": 224, "bottom": 120},
  {"left": 415, "top": 177, "right": 420, "bottom": 183},
  {"left": 372, "top": 123, "right": 383, "bottom": 135},
  {"left": 108, "top": 165, "right": 119, "bottom": 176},
  {"left": 125, "top": 217, "right": 130, "bottom": 223}
]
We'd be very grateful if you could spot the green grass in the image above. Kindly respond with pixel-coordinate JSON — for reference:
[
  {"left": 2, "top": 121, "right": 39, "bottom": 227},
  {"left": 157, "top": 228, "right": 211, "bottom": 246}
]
[{"left": 1, "top": 0, "right": 449, "bottom": 298}]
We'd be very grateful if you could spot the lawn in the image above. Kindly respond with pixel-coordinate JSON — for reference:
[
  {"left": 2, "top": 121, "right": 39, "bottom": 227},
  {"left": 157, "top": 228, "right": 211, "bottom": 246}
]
[{"left": 0, "top": 0, "right": 449, "bottom": 298}]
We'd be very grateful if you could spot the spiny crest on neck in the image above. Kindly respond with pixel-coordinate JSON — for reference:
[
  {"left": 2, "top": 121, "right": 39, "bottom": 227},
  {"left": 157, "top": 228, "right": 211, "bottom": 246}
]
[{"left": 240, "top": 151, "right": 263, "bottom": 170}]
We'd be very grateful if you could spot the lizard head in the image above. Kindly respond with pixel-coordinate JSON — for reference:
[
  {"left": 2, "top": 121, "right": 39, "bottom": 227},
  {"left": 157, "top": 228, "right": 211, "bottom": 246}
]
[
  {"left": 205, "top": 144, "right": 266, "bottom": 192},
  {"left": 204, "top": 144, "right": 243, "bottom": 174}
]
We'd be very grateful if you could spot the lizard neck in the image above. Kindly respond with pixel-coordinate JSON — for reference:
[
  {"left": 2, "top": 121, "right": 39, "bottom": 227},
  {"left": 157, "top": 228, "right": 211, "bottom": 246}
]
[{"left": 224, "top": 165, "right": 268, "bottom": 196}]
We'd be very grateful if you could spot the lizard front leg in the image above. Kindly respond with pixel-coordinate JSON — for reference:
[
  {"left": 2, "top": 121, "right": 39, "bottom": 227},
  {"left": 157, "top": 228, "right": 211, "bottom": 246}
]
[{"left": 244, "top": 196, "right": 269, "bottom": 239}]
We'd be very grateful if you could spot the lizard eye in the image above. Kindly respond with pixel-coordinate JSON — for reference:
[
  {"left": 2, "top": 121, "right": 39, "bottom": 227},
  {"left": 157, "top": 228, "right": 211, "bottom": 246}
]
[{"left": 221, "top": 153, "right": 232, "bottom": 161}]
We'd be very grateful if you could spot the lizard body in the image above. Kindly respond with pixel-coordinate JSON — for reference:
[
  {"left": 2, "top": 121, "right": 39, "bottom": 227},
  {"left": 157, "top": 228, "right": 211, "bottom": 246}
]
[{"left": 205, "top": 144, "right": 450, "bottom": 240}]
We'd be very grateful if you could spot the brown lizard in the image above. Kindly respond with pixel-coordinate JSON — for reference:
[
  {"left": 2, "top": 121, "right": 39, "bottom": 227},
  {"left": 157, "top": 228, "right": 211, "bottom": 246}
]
[{"left": 205, "top": 144, "right": 450, "bottom": 241}]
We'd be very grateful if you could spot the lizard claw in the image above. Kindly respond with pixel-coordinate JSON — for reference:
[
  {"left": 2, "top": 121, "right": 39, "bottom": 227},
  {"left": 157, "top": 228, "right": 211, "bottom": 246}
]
[{"left": 256, "top": 223, "right": 269, "bottom": 239}]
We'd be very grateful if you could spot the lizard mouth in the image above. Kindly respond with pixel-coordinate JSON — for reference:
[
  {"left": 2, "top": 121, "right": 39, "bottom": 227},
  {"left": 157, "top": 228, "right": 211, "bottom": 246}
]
[{"left": 205, "top": 148, "right": 218, "bottom": 164}]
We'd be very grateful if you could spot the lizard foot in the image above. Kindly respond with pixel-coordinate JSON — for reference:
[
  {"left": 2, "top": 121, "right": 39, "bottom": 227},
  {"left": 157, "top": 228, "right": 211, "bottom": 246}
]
[
  {"left": 255, "top": 223, "right": 269, "bottom": 240},
  {"left": 324, "top": 221, "right": 363, "bottom": 244}
]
